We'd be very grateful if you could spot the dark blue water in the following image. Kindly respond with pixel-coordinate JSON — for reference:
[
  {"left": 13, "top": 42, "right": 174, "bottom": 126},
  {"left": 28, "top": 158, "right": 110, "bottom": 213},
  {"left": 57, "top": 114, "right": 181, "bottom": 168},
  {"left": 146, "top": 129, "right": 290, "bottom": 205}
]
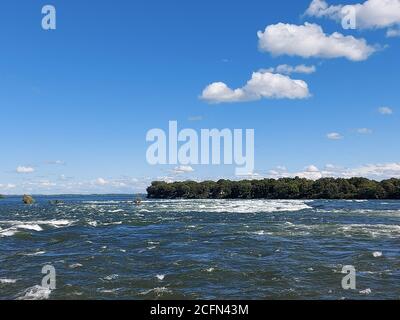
[{"left": 1, "top": 195, "right": 399, "bottom": 300}]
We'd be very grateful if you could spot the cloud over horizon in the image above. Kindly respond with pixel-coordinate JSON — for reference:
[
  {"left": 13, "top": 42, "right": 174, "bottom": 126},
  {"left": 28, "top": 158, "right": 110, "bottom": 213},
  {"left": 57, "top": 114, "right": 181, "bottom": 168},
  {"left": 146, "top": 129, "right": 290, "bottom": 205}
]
[
  {"left": 16, "top": 166, "right": 35, "bottom": 174},
  {"left": 268, "top": 162, "right": 400, "bottom": 181}
]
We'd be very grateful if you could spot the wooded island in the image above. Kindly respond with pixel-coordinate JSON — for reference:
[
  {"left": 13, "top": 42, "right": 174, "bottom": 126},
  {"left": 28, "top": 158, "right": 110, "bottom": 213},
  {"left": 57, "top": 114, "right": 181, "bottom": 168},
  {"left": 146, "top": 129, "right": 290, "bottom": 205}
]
[{"left": 147, "top": 177, "right": 400, "bottom": 199}]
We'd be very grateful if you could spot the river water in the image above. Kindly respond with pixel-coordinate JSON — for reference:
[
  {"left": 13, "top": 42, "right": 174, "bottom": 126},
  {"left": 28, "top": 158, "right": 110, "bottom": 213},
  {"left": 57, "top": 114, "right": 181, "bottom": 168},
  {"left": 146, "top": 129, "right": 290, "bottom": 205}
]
[{"left": 0, "top": 195, "right": 399, "bottom": 299}]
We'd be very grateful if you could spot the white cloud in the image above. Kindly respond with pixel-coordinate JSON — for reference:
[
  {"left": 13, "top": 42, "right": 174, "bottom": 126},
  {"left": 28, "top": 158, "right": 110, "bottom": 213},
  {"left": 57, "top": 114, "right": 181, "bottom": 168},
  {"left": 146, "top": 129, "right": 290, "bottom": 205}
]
[
  {"left": 201, "top": 71, "right": 310, "bottom": 103},
  {"left": 0, "top": 183, "right": 16, "bottom": 190},
  {"left": 267, "top": 162, "right": 400, "bottom": 180},
  {"left": 299, "top": 165, "right": 323, "bottom": 179},
  {"left": 1, "top": 176, "right": 149, "bottom": 195},
  {"left": 343, "top": 163, "right": 400, "bottom": 178},
  {"left": 39, "top": 180, "right": 56, "bottom": 187},
  {"left": 257, "top": 22, "right": 376, "bottom": 61},
  {"left": 95, "top": 178, "right": 108, "bottom": 186},
  {"left": 16, "top": 166, "right": 35, "bottom": 174},
  {"left": 268, "top": 165, "right": 323, "bottom": 180},
  {"left": 172, "top": 165, "right": 195, "bottom": 174},
  {"left": 305, "top": 0, "right": 343, "bottom": 19},
  {"left": 379, "top": 106, "right": 393, "bottom": 114},
  {"left": 264, "top": 64, "right": 317, "bottom": 75},
  {"left": 386, "top": 27, "right": 400, "bottom": 37},
  {"left": 327, "top": 132, "right": 344, "bottom": 140},
  {"left": 357, "top": 128, "right": 373, "bottom": 134},
  {"left": 305, "top": 0, "right": 400, "bottom": 30}
]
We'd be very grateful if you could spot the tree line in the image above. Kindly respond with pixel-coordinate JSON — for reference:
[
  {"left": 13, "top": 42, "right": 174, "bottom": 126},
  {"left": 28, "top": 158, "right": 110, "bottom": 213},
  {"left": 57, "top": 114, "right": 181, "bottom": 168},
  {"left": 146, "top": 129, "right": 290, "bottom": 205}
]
[{"left": 147, "top": 177, "right": 400, "bottom": 199}]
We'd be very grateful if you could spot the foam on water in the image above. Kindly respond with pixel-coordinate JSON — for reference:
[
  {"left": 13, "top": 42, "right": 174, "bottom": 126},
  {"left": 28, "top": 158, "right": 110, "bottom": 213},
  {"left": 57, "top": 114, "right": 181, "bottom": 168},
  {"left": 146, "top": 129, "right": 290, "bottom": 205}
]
[
  {"left": 141, "top": 199, "right": 313, "bottom": 214},
  {"left": 0, "top": 279, "right": 17, "bottom": 284},
  {"left": 16, "top": 224, "right": 43, "bottom": 231},
  {"left": 23, "top": 251, "right": 46, "bottom": 256},
  {"left": 0, "top": 219, "right": 76, "bottom": 238},
  {"left": 17, "top": 285, "right": 52, "bottom": 300}
]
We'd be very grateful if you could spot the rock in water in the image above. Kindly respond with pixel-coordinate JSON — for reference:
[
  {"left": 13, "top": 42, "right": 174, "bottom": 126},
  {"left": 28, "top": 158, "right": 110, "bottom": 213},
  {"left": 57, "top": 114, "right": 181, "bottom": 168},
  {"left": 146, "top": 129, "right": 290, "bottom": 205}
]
[
  {"left": 49, "top": 200, "right": 64, "bottom": 205},
  {"left": 23, "top": 195, "right": 35, "bottom": 205}
]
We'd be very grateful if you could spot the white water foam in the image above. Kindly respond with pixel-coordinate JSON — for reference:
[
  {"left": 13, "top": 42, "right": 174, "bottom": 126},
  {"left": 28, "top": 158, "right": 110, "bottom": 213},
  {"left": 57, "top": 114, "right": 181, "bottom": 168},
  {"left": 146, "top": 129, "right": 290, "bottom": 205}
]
[
  {"left": 141, "top": 199, "right": 313, "bottom": 214},
  {"left": 103, "top": 274, "right": 119, "bottom": 281},
  {"left": 359, "top": 288, "right": 372, "bottom": 295},
  {"left": 69, "top": 263, "right": 83, "bottom": 269},
  {"left": 0, "top": 278, "right": 17, "bottom": 284},
  {"left": 23, "top": 251, "right": 46, "bottom": 256},
  {"left": 139, "top": 287, "right": 172, "bottom": 296},
  {"left": 373, "top": 251, "right": 383, "bottom": 258},
  {"left": 0, "top": 219, "right": 75, "bottom": 237},
  {"left": 339, "top": 224, "right": 400, "bottom": 238},
  {"left": 17, "top": 285, "right": 52, "bottom": 300}
]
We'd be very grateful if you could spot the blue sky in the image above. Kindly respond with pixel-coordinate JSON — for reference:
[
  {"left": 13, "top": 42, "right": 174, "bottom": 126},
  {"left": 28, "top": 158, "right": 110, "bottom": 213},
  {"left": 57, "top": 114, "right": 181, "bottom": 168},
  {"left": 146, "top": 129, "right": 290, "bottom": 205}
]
[{"left": 1, "top": 0, "right": 400, "bottom": 194}]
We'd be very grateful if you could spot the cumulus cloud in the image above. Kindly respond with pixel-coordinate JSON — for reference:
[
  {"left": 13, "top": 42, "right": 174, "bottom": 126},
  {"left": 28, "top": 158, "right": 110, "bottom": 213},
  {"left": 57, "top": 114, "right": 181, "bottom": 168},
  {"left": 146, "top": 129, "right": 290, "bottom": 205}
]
[
  {"left": 268, "top": 162, "right": 400, "bottom": 180},
  {"left": 305, "top": 0, "right": 343, "bottom": 19},
  {"left": 257, "top": 22, "right": 376, "bottom": 61},
  {"left": 343, "top": 163, "right": 400, "bottom": 178},
  {"left": 95, "top": 178, "right": 108, "bottom": 186},
  {"left": 269, "top": 165, "right": 323, "bottom": 180},
  {"left": 386, "top": 27, "right": 400, "bottom": 37},
  {"left": 264, "top": 64, "right": 317, "bottom": 75},
  {"left": 379, "top": 106, "right": 393, "bottom": 114},
  {"left": 1, "top": 176, "right": 148, "bottom": 195},
  {"left": 201, "top": 71, "right": 310, "bottom": 103},
  {"left": 305, "top": 0, "right": 400, "bottom": 30},
  {"left": 16, "top": 166, "right": 35, "bottom": 174},
  {"left": 327, "top": 132, "right": 344, "bottom": 140},
  {"left": 0, "top": 183, "right": 16, "bottom": 190},
  {"left": 172, "top": 165, "right": 195, "bottom": 174}
]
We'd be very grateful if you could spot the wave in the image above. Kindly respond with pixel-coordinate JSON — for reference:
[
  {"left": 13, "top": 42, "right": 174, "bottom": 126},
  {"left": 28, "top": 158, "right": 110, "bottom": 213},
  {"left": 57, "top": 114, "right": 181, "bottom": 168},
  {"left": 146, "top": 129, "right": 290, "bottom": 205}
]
[
  {"left": 338, "top": 224, "right": 400, "bottom": 238},
  {"left": 23, "top": 251, "right": 46, "bottom": 256},
  {"left": 139, "top": 287, "right": 172, "bottom": 297},
  {"left": 17, "top": 285, "right": 52, "bottom": 300},
  {"left": 242, "top": 221, "right": 400, "bottom": 239},
  {"left": 0, "top": 219, "right": 75, "bottom": 238},
  {"left": 139, "top": 199, "right": 313, "bottom": 213},
  {"left": 0, "top": 278, "right": 17, "bottom": 284}
]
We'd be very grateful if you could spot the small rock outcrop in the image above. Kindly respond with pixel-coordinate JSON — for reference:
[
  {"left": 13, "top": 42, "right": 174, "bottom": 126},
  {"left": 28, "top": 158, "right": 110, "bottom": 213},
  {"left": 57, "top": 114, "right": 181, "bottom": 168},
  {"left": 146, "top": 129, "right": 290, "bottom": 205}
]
[
  {"left": 23, "top": 195, "right": 35, "bottom": 205},
  {"left": 49, "top": 200, "right": 64, "bottom": 205}
]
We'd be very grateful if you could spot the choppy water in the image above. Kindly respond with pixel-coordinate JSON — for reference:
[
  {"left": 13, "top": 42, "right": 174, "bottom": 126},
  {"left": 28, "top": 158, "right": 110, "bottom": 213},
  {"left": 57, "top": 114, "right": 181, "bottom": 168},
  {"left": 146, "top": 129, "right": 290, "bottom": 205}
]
[{"left": 0, "top": 195, "right": 399, "bottom": 300}]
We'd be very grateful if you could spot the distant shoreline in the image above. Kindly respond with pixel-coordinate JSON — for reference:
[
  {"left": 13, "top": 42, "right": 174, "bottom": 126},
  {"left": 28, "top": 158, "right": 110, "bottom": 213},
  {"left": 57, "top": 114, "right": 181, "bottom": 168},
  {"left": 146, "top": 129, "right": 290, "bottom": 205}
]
[{"left": 2, "top": 177, "right": 400, "bottom": 200}]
